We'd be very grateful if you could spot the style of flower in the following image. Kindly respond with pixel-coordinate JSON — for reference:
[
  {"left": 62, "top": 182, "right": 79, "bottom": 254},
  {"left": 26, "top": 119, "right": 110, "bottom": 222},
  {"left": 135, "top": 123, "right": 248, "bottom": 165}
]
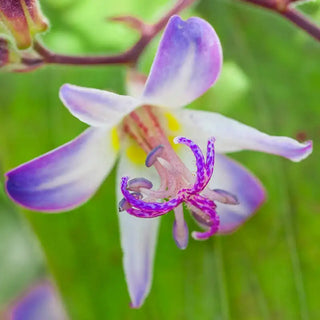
[{"left": 5, "top": 16, "right": 312, "bottom": 308}]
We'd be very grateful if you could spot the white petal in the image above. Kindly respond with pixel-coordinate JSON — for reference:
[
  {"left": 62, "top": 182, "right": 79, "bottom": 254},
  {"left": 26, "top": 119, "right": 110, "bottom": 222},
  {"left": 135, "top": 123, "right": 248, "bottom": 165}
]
[
  {"left": 209, "top": 155, "right": 266, "bottom": 233},
  {"left": 59, "top": 84, "right": 141, "bottom": 127},
  {"left": 142, "top": 16, "right": 222, "bottom": 108},
  {"left": 173, "top": 109, "right": 312, "bottom": 162},
  {"left": 6, "top": 127, "right": 117, "bottom": 212},
  {"left": 116, "top": 153, "right": 160, "bottom": 308}
]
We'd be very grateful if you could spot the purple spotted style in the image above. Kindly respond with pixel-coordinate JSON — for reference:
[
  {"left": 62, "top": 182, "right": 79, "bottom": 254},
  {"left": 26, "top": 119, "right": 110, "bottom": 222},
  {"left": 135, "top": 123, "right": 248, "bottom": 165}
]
[{"left": 119, "top": 136, "right": 238, "bottom": 242}]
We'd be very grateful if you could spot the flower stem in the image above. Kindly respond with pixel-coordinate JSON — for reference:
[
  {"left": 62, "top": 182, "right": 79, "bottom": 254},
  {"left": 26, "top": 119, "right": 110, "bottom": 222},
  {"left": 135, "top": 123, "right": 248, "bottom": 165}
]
[
  {"left": 237, "top": 0, "right": 320, "bottom": 42},
  {"left": 281, "top": 7, "right": 320, "bottom": 41},
  {"left": 31, "top": 0, "right": 196, "bottom": 67}
]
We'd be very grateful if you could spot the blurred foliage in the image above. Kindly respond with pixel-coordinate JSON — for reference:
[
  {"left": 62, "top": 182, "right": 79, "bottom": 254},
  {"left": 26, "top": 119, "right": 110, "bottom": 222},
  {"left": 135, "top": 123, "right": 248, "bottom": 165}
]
[{"left": 0, "top": 0, "right": 319, "bottom": 319}]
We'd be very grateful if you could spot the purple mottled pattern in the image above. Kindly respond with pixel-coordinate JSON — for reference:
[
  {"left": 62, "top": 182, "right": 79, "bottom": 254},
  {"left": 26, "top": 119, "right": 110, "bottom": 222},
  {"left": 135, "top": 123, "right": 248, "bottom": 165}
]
[
  {"left": 9, "top": 282, "right": 67, "bottom": 320},
  {"left": 121, "top": 177, "right": 182, "bottom": 216},
  {"left": 189, "top": 196, "right": 219, "bottom": 240},
  {"left": 212, "top": 155, "right": 266, "bottom": 234},
  {"left": 175, "top": 136, "right": 206, "bottom": 192},
  {"left": 205, "top": 137, "right": 215, "bottom": 177},
  {"left": 143, "top": 15, "right": 222, "bottom": 107}
]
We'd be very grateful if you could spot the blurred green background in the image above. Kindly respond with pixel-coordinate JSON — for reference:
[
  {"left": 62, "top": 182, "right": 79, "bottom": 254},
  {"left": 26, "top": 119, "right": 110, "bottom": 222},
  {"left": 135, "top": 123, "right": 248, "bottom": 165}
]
[{"left": 0, "top": 0, "right": 319, "bottom": 319}]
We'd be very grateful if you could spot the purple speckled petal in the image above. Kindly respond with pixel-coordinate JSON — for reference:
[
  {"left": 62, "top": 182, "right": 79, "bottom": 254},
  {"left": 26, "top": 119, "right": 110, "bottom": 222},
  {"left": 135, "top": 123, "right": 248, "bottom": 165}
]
[
  {"left": 8, "top": 281, "right": 67, "bottom": 320},
  {"left": 174, "top": 109, "right": 312, "bottom": 162},
  {"left": 6, "top": 127, "right": 117, "bottom": 212},
  {"left": 142, "top": 15, "right": 222, "bottom": 108},
  {"left": 209, "top": 154, "right": 266, "bottom": 234},
  {"left": 117, "top": 153, "right": 160, "bottom": 308},
  {"left": 59, "top": 84, "right": 141, "bottom": 127}
]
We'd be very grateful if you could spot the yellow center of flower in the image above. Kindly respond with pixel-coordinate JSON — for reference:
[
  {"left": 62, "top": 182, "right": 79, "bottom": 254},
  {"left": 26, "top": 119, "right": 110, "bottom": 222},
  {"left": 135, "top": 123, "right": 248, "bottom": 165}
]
[
  {"left": 164, "top": 112, "right": 180, "bottom": 132},
  {"left": 111, "top": 127, "right": 120, "bottom": 152},
  {"left": 126, "top": 143, "right": 146, "bottom": 164}
]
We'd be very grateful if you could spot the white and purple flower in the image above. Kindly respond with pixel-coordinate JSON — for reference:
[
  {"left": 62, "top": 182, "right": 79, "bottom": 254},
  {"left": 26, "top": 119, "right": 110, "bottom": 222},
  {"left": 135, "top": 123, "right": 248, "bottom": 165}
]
[
  {"left": 5, "top": 16, "right": 312, "bottom": 308},
  {"left": 3, "top": 281, "right": 67, "bottom": 320}
]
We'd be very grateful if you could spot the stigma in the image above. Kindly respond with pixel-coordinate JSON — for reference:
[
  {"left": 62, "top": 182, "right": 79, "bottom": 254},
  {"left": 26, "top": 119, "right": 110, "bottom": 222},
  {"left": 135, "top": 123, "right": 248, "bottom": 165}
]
[{"left": 119, "top": 107, "right": 239, "bottom": 248}]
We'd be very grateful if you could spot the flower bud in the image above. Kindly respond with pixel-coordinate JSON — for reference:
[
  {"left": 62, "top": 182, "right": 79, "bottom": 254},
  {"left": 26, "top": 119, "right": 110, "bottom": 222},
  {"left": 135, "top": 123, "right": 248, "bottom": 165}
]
[
  {"left": 0, "top": 37, "right": 10, "bottom": 67},
  {"left": 0, "top": 35, "right": 43, "bottom": 72},
  {"left": 0, "top": 0, "right": 48, "bottom": 49}
]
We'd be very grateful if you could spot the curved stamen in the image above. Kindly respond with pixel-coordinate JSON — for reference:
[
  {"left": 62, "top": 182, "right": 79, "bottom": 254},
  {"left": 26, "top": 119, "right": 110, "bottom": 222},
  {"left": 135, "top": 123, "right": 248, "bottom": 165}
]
[
  {"left": 121, "top": 176, "right": 182, "bottom": 214},
  {"left": 145, "top": 145, "right": 164, "bottom": 167},
  {"left": 127, "top": 177, "right": 153, "bottom": 192},
  {"left": 174, "top": 136, "right": 206, "bottom": 193},
  {"left": 206, "top": 189, "right": 239, "bottom": 205},
  {"left": 118, "top": 198, "right": 131, "bottom": 212}
]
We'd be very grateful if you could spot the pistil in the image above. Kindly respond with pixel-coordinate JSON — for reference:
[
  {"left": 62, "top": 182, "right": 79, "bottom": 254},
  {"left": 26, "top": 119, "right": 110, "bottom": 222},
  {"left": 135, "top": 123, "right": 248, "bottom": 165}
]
[{"left": 119, "top": 106, "right": 239, "bottom": 246}]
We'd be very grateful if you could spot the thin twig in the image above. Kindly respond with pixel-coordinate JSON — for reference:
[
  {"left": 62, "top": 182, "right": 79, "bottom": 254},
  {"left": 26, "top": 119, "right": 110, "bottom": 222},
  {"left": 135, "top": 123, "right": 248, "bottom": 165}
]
[
  {"left": 281, "top": 7, "right": 320, "bottom": 41},
  {"left": 32, "top": 0, "right": 196, "bottom": 67},
  {"left": 237, "top": 0, "right": 320, "bottom": 41}
]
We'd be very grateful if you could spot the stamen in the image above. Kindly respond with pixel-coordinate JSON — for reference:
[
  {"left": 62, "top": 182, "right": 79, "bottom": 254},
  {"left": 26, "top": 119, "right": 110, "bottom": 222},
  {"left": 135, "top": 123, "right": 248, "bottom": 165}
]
[
  {"left": 212, "top": 189, "right": 239, "bottom": 205},
  {"left": 118, "top": 198, "right": 131, "bottom": 212},
  {"left": 127, "top": 177, "right": 153, "bottom": 192},
  {"left": 119, "top": 134, "right": 224, "bottom": 242},
  {"left": 121, "top": 176, "right": 182, "bottom": 215},
  {"left": 172, "top": 205, "right": 189, "bottom": 250},
  {"left": 190, "top": 206, "right": 213, "bottom": 227},
  {"left": 119, "top": 192, "right": 143, "bottom": 212},
  {"left": 145, "top": 145, "right": 164, "bottom": 167}
]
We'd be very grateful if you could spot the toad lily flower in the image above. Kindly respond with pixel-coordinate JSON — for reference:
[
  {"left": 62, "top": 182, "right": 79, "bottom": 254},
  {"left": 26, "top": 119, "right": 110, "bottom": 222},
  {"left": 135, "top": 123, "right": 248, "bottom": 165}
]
[{"left": 5, "top": 16, "right": 312, "bottom": 308}]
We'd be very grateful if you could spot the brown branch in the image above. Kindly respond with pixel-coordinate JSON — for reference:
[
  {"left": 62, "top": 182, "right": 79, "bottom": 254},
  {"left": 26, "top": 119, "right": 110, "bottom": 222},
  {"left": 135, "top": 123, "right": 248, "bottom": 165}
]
[
  {"left": 237, "top": 0, "right": 320, "bottom": 42},
  {"left": 281, "top": 7, "right": 320, "bottom": 41},
  {"left": 32, "top": 0, "right": 196, "bottom": 67}
]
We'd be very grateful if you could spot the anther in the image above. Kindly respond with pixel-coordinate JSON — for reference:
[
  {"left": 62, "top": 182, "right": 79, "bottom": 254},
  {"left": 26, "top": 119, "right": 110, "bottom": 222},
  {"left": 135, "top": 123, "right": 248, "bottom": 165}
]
[
  {"left": 119, "top": 198, "right": 131, "bottom": 212},
  {"left": 190, "top": 209, "right": 213, "bottom": 227},
  {"left": 127, "top": 177, "right": 153, "bottom": 192},
  {"left": 119, "top": 192, "right": 143, "bottom": 212},
  {"left": 212, "top": 189, "right": 239, "bottom": 205},
  {"left": 145, "top": 145, "right": 164, "bottom": 167}
]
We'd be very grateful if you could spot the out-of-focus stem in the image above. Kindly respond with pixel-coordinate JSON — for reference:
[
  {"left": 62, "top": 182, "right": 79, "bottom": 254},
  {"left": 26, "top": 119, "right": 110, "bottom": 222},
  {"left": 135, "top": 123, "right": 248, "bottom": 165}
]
[
  {"left": 31, "top": 0, "right": 196, "bottom": 67},
  {"left": 281, "top": 8, "right": 320, "bottom": 41},
  {"left": 237, "top": 0, "right": 320, "bottom": 42}
]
